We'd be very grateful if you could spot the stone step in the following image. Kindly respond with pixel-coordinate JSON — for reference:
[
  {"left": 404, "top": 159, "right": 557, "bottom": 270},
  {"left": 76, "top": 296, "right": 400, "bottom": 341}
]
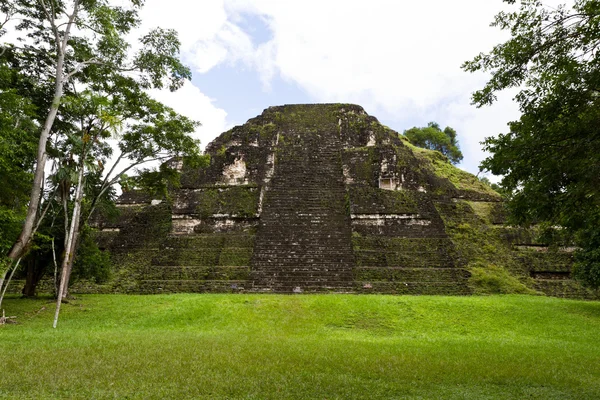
[
  {"left": 532, "top": 279, "right": 597, "bottom": 299},
  {"left": 251, "top": 126, "right": 354, "bottom": 290},
  {"left": 354, "top": 267, "right": 470, "bottom": 282},
  {"left": 354, "top": 281, "right": 472, "bottom": 295},
  {"left": 137, "top": 280, "right": 248, "bottom": 294},
  {"left": 142, "top": 265, "right": 250, "bottom": 281},
  {"left": 249, "top": 286, "right": 355, "bottom": 294}
]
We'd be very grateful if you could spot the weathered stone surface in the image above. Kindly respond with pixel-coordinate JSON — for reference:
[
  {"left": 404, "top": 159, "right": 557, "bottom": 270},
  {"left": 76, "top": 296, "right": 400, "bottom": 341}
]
[{"left": 82, "top": 104, "right": 597, "bottom": 298}]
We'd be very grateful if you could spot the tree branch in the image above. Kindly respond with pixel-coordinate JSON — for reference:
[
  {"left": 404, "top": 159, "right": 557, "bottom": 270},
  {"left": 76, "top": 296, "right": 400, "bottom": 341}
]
[
  {"left": 39, "top": 0, "right": 61, "bottom": 55},
  {"left": 0, "top": 5, "right": 14, "bottom": 32},
  {"left": 85, "top": 154, "right": 171, "bottom": 223},
  {"left": 65, "top": 58, "right": 103, "bottom": 81},
  {"left": 61, "top": 0, "right": 80, "bottom": 54}
]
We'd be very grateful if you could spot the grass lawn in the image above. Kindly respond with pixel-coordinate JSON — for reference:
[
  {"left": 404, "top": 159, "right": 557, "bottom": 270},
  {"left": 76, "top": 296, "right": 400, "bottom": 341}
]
[{"left": 1, "top": 294, "right": 599, "bottom": 399}]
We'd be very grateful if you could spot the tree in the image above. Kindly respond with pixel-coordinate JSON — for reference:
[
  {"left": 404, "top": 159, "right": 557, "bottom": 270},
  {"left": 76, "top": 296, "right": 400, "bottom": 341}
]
[
  {"left": 3, "top": 0, "right": 191, "bottom": 265},
  {"left": 403, "top": 122, "right": 464, "bottom": 164},
  {"left": 463, "top": 0, "right": 600, "bottom": 287},
  {"left": 0, "top": 29, "right": 39, "bottom": 301},
  {"left": 0, "top": 68, "right": 36, "bottom": 260},
  {"left": 1, "top": 1, "right": 204, "bottom": 325},
  {"left": 52, "top": 87, "right": 202, "bottom": 305}
]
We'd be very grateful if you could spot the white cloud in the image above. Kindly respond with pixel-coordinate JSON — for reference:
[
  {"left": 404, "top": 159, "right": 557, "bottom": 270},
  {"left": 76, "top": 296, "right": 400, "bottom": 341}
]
[
  {"left": 135, "top": 0, "right": 257, "bottom": 74},
  {"left": 128, "top": 0, "right": 233, "bottom": 149},
  {"left": 233, "top": 0, "right": 506, "bottom": 109},
  {"left": 132, "top": 0, "right": 572, "bottom": 175},
  {"left": 443, "top": 89, "right": 520, "bottom": 176},
  {"left": 148, "top": 82, "right": 229, "bottom": 150},
  {"left": 161, "top": 0, "right": 524, "bottom": 174}
]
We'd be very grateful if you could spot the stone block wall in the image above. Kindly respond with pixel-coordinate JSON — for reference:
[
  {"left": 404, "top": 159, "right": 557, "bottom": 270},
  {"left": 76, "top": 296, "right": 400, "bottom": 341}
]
[{"left": 81, "top": 104, "right": 597, "bottom": 299}]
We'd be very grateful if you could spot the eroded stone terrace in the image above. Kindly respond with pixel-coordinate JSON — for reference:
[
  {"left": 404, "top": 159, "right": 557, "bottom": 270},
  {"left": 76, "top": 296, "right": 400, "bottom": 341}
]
[{"left": 84, "top": 104, "right": 593, "bottom": 298}]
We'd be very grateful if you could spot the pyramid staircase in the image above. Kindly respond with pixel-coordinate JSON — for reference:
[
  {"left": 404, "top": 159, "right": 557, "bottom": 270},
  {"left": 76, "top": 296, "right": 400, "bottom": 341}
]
[{"left": 250, "top": 118, "right": 355, "bottom": 292}]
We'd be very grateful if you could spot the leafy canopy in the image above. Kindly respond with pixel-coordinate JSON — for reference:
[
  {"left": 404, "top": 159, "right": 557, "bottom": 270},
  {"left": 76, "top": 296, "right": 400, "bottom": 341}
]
[
  {"left": 0, "top": 0, "right": 204, "bottom": 294},
  {"left": 0, "top": 27, "right": 38, "bottom": 267},
  {"left": 463, "top": 0, "right": 600, "bottom": 287},
  {"left": 404, "top": 122, "right": 464, "bottom": 165}
]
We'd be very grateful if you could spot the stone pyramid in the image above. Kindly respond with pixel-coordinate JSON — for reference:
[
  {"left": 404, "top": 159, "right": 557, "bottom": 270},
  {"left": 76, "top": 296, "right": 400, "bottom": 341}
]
[{"left": 92, "top": 104, "right": 593, "bottom": 298}]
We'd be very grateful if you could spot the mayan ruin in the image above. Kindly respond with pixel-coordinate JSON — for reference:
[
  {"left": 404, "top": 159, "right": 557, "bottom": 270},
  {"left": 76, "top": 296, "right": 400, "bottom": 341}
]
[{"left": 84, "top": 104, "right": 592, "bottom": 298}]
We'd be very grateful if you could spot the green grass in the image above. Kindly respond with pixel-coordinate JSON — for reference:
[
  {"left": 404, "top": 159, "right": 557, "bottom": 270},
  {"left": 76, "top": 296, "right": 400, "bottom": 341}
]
[
  {"left": 2, "top": 294, "right": 600, "bottom": 399},
  {"left": 468, "top": 264, "right": 539, "bottom": 295}
]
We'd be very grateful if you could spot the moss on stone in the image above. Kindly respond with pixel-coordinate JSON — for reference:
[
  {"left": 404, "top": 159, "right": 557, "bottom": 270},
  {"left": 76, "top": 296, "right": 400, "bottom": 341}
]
[
  {"left": 465, "top": 201, "right": 496, "bottom": 223},
  {"left": 468, "top": 263, "right": 539, "bottom": 295},
  {"left": 354, "top": 266, "right": 470, "bottom": 283},
  {"left": 436, "top": 200, "right": 534, "bottom": 291},
  {"left": 516, "top": 249, "right": 573, "bottom": 272},
  {"left": 218, "top": 248, "right": 253, "bottom": 266},
  {"left": 348, "top": 185, "right": 420, "bottom": 214},
  {"left": 343, "top": 148, "right": 376, "bottom": 184},
  {"left": 196, "top": 186, "right": 260, "bottom": 218},
  {"left": 532, "top": 279, "right": 599, "bottom": 299},
  {"left": 352, "top": 235, "right": 455, "bottom": 253},
  {"left": 408, "top": 143, "right": 499, "bottom": 198}
]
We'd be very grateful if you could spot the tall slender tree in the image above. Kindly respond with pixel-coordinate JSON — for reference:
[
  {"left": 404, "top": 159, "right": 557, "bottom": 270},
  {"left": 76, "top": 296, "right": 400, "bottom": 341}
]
[{"left": 3, "top": 0, "right": 192, "bottom": 264}]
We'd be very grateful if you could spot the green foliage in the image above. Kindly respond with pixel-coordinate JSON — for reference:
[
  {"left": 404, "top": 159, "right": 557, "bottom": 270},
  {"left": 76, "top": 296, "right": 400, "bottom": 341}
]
[
  {"left": 127, "top": 164, "right": 182, "bottom": 197},
  {"left": 464, "top": 0, "right": 600, "bottom": 287},
  {"left": 72, "top": 228, "right": 111, "bottom": 284},
  {"left": 3, "top": 0, "right": 200, "bottom": 230},
  {"left": 0, "top": 51, "right": 38, "bottom": 258},
  {"left": 1, "top": 0, "right": 202, "bottom": 296},
  {"left": 403, "top": 122, "right": 463, "bottom": 164},
  {"left": 573, "top": 227, "right": 600, "bottom": 288},
  {"left": 0, "top": 209, "right": 25, "bottom": 263}
]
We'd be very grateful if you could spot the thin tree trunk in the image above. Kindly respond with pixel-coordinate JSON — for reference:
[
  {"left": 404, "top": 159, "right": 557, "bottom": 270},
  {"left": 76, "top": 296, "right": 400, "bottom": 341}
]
[
  {"left": 0, "top": 262, "right": 9, "bottom": 294},
  {"left": 9, "top": 85, "right": 62, "bottom": 262},
  {"left": 53, "top": 165, "right": 84, "bottom": 328},
  {"left": 52, "top": 237, "right": 59, "bottom": 295},
  {"left": 62, "top": 183, "right": 70, "bottom": 241},
  {"left": 61, "top": 180, "right": 70, "bottom": 288},
  {"left": 0, "top": 258, "right": 21, "bottom": 309},
  {"left": 0, "top": 257, "right": 20, "bottom": 297},
  {"left": 63, "top": 207, "right": 83, "bottom": 298}
]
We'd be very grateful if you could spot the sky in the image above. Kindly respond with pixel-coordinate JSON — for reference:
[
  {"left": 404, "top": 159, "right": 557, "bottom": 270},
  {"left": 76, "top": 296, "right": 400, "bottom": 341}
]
[{"left": 51, "top": 0, "right": 565, "bottom": 179}]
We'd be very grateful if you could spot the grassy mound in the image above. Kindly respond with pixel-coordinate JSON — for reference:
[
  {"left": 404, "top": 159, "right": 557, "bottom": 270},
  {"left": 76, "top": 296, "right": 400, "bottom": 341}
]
[
  {"left": 469, "top": 264, "right": 539, "bottom": 295},
  {"left": 1, "top": 294, "right": 599, "bottom": 399}
]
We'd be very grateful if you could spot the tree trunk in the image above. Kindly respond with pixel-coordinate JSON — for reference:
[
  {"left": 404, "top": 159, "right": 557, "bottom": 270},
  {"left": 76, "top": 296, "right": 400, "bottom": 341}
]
[
  {"left": 9, "top": 84, "right": 65, "bottom": 262},
  {"left": 22, "top": 258, "right": 46, "bottom": 298},
  {"left": 0, "top": 263, "right": 9, "bottom": 294},
  {"left": 0, "top": 258, "right": 21, "bottom": 309},
  {"left": 63, "top": 209, "right": 83, "bottom": 298},
  {"left": 53, "top": 165, "right": 84, "bottom": 328}
]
